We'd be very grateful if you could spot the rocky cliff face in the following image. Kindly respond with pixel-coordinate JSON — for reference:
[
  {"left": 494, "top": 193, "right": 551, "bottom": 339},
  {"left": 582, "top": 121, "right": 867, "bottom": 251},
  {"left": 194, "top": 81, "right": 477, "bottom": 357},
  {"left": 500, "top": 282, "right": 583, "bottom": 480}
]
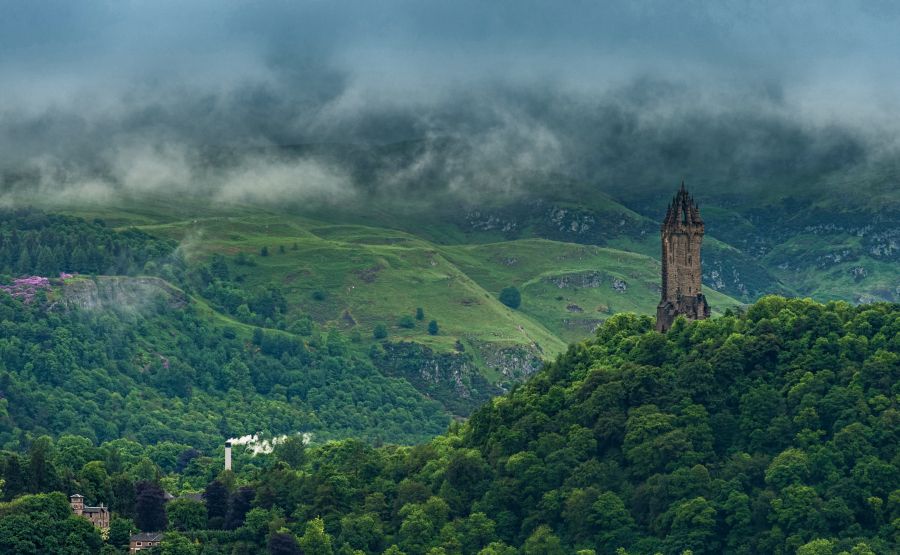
[
  {"left": 461, "top": 200, "right": 653, "bottom": 244},
  {"left": 469, "top": 340, "right": 545, "bottom": 385},
  {"left": 59, "top": 276, "right": 187, "bottom": 312},
  {"left": 372, "top": 341, "right": 502, "bottom": 416},
  {"left": 543, "top": 270, "right": 606, "bottom": 289},
  {"left": 371, "top": 338, "right": 547, "bottom": 416}
]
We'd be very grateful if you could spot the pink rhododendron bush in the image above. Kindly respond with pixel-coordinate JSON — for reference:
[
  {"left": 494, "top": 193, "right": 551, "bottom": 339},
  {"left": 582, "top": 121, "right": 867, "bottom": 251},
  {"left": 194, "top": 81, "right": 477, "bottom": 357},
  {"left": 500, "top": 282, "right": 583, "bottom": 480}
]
[{"left": 0, "top": 273, "right": 76, "bottom": 302}]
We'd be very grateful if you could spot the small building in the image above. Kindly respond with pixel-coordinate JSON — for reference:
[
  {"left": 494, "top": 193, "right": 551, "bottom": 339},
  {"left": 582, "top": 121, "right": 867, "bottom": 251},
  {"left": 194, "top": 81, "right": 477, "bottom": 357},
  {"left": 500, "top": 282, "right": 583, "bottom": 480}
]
[
  {"left": 69, "top": 493, "right": 110, "bottom": 530},
  {"left": 130, "top": 532, "right": 164, "bottom": 553}
]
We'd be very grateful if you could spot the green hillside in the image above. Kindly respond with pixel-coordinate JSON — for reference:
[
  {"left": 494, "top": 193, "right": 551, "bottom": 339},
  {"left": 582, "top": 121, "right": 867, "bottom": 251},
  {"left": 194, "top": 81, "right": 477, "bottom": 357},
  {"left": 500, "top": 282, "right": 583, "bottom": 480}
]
[
  {"left": 21, "top": 176, "right": 896, "bottom": 404},
  {"left": 8, "top": 167, "right": 896, "bottom": 420},
  {"left": 136, "top": 216, "right": 566, "bottom": 358},
  {"left": 64, "top": 204, "right": 742, "bottom": 381},
  {"left": 0, "top": 209, "right": 450, "bottom": 449}
]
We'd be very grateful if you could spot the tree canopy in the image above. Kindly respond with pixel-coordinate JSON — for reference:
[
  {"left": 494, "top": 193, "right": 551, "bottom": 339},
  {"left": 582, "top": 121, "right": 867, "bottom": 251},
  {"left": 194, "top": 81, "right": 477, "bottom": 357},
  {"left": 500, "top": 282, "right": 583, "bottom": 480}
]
[{"left": 2, "top": 296, "right": 894, "bottom": 554}]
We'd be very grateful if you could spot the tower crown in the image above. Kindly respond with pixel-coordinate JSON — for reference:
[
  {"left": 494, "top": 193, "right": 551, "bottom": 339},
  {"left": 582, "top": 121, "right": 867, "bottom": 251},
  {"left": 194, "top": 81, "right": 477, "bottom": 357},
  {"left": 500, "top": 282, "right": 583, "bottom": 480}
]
[{"left": 662, "top": 181, "right": 703, "bottom": 230}]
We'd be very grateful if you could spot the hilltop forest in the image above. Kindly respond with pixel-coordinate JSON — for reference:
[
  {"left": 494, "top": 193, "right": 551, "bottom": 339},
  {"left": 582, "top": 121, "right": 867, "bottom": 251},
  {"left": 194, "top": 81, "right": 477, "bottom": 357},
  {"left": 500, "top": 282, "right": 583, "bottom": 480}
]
[{"left": 0, "top": 296, "right": 897, "bottom": 554}]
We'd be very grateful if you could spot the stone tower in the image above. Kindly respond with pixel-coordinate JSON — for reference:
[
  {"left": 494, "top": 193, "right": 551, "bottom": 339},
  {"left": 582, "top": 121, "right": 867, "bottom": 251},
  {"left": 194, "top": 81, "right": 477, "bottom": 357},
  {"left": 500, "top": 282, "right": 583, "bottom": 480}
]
[
  {"left": 70, "top": 494, "right": 84, "bottom": 515},
  {"left": 656, "top": 182, "right": 710, "bottom": 332}
]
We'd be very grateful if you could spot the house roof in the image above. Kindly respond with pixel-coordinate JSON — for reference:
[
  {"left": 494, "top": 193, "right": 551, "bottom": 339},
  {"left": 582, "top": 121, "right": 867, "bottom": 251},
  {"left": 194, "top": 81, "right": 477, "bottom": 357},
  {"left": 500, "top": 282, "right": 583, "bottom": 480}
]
[
  {"left": 83, "top": 505, "right": 107, "bottom": 513},
  {"left": 131, "top": 532, "right": 164, "bottom": 542},
  {"left": 69, "top": 493, "right": 85, "bottom": 499}
]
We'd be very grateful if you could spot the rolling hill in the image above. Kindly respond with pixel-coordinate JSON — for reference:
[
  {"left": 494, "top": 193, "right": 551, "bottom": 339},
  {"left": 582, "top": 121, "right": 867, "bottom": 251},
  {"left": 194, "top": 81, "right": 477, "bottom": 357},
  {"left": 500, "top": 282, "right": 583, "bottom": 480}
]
[{"left": 46, "top": 196, "right": 741, "bottom": 397}]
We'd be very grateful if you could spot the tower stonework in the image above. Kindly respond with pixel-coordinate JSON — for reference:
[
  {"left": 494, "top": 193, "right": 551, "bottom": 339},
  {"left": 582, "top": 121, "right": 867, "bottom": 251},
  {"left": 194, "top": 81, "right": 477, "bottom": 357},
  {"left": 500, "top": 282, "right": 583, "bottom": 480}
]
[{"left": 656, "top": 182, "right": 710, "bottom": 332}]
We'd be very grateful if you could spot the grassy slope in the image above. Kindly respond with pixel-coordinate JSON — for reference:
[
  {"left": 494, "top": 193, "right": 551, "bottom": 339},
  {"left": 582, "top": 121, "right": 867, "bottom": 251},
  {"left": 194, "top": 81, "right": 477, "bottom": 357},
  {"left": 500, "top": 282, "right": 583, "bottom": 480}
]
[
  {"left": 134, "top": 215, "right": 569, "bottom": 359},
  {"left": 1, "top": 185, "right": 748, "bottom": 388},
  {"left": 765, "top": 232, "right": 899, "bottom": 302},
  {"left": 441, "top": 239, "right": 740, "bottom": 343},
  {"left": 136, "top": 213, "right": 742, "bottom": 358}
]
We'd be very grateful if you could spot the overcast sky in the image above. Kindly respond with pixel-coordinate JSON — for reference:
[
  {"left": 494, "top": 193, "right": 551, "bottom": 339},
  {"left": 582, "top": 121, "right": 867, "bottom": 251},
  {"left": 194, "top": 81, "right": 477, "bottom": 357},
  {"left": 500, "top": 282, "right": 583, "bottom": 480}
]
[{"left": 2, "top": 1, "right": 898, "bottom": 200}]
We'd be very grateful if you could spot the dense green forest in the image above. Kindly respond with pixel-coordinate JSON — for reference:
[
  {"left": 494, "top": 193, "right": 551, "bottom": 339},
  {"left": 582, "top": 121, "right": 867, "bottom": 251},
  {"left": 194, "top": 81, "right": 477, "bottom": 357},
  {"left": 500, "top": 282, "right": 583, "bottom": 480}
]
[
  {"left": 0, "top": 291, "right": 447, "bottom": 450},
  {"left": 0, "top": 209, "right": 177, "bottom": 277},
  {"left": 1, "top": 297, "right": 896, "bottom": 554}
]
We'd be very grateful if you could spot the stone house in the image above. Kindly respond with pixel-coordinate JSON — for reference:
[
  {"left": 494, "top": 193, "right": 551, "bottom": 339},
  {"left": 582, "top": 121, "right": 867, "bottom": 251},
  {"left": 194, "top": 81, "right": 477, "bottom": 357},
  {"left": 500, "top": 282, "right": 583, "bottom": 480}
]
[
  {"left": 130, "top": 532, "right": 164, "bottom": 553},
  {"left": 69, "top": 493, "right": 110, "bottom": 530}
]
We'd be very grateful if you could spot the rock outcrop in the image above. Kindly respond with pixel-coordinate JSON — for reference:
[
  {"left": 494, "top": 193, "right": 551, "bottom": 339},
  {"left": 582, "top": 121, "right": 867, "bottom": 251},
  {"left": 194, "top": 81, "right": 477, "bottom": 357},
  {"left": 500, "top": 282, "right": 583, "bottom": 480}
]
[{"left": 60, "top": 276, "right": 187, "bottom": 312}]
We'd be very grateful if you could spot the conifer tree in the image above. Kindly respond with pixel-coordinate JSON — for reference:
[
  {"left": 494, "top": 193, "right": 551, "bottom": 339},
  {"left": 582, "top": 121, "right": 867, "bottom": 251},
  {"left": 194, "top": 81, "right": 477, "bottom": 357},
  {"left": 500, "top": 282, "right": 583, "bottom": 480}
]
[{"left": 15, "top": 247, "right": 31, "bottom": 275}]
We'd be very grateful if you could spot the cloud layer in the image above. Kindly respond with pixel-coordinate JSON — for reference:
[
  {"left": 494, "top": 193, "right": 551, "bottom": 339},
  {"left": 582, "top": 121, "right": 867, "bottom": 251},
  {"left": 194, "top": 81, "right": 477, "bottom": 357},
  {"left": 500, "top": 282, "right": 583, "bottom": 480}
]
[{"left": 2, "top": 1, "right": 899, "bottom": 207}]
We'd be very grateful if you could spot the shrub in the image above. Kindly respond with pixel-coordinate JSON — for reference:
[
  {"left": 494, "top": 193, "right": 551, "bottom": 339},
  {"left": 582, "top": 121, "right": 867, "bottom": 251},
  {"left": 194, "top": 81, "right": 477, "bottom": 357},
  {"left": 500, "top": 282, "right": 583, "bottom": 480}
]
[
  {"left": 398, "top": 315, "right": 416, "bottom": 329},
  {"left": 373, "top": 324, "right": 388, "bottom": 339},
  {"left": 289, "top": 317, "right": 314, "bottom": 336},
  {"left": 499, "top": 286, "right": 521, "bottom": 309},
  {"left": 428, "top": 320, "right": 439, "bottom": 335},
  {"left": 235, "top": 252, "right": 256, "bottom": 266}
]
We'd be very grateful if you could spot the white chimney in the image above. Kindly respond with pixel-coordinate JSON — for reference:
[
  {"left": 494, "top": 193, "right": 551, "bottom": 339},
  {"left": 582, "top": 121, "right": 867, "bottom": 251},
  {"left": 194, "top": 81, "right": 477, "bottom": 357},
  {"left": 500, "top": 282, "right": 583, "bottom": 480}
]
[{"left": 225, "top": 441, "right": 232, "bottom": 471}]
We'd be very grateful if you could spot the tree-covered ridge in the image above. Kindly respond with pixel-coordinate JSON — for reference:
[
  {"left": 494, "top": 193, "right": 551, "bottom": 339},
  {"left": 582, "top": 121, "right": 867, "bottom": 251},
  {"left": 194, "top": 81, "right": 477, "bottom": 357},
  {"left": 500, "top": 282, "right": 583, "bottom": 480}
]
[
  {"left": 2, "top": 297, "right": 893, "bottom": 554},
  {"left": 456, "top": 297, "right": 899, "bottom": 553},
  {"left": 173, "top": 297, "right": 890, "bottom": 555},
  {"left": 0, "top": 208, "right": 177, "bottom": 276},
  {"left": 249, "top": 298, "right": 897, "bottom": 554}
]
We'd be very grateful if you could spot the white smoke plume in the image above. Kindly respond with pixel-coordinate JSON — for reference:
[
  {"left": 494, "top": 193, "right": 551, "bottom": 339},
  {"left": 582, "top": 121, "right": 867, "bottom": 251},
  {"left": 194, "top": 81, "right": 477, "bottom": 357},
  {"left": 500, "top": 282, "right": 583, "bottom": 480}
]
[{"left": 227, "top": 433, "right": 312, "bottom": 455}]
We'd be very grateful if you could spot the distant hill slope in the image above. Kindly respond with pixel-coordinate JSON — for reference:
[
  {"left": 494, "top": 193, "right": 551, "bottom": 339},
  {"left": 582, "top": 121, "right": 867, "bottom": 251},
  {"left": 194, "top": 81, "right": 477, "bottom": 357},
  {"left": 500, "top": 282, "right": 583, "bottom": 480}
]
[
  {"left": 117, "top": 211, "right": 742, "bottom": 382},
  {"left": 0, "top": 210, "right": 450, "bottom": 450},
  {"left": 0, "top": 273, "right": 449, "bottom": 450},
  {"left": 234, "top": 139, "right": 900, "bottom": 305},
  {"left": 24, "top": 178, "right": 895, "bottom": 397}
]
